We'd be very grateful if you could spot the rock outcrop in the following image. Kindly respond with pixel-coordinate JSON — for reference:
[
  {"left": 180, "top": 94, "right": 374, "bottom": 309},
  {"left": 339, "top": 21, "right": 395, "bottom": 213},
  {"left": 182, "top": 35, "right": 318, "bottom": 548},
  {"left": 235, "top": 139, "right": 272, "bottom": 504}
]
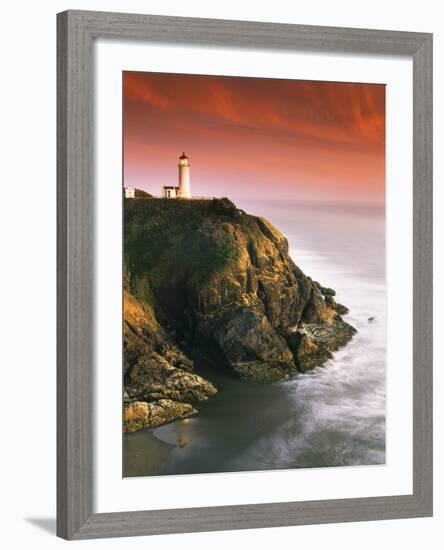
[
  {"left": 123, "top": 196, "right": 356, "bottom": 431},
  {"left": 124, "top": 399, "right": 197, "bottom": 433},
  {"left": 123, "top": 289, "right": 217, "bottom": 431}
]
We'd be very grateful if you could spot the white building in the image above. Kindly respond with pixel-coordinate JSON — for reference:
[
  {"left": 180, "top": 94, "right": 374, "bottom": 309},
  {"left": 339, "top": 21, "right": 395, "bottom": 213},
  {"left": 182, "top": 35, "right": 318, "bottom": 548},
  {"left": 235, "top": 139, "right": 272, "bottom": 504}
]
[
  {"left": 177, "top": 152, "right": 191, "bottom": 198},
  {"left": 163, "top": 185, "right": 179, "bottom": 199},
  {"left": 163, "top": 152, "right": 192, "bottom": 199},
  {"left": 124, "top": 187, "right": 135, "bottom": 198}
]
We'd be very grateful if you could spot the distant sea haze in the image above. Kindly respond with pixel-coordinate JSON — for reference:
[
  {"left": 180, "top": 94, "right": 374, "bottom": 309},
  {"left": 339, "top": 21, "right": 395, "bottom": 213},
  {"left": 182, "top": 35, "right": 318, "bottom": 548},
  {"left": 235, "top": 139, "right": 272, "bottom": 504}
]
[{"left": 124, "top": 199, "right": 385, "bottom": 476}]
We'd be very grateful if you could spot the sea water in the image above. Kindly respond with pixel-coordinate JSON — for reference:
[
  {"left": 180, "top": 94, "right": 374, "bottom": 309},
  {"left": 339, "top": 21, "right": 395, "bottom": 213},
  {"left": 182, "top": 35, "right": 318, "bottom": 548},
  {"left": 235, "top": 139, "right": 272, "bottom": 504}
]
[{"left": 124, "top": 200, "right": 385, "bottom": 476}]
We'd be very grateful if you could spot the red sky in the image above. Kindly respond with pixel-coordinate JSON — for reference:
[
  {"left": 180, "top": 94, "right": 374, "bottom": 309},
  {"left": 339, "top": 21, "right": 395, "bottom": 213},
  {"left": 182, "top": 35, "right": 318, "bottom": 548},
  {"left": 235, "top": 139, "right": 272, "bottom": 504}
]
[{"left": 123, "top": 72, "right": 385, "bottom": 203}]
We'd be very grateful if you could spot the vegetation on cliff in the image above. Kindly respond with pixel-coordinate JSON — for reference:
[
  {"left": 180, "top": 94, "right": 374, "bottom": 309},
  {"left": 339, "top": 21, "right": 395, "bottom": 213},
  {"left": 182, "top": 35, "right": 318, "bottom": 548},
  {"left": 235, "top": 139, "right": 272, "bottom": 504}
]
[{"left": 123, "top": 196, "right": 356, "bottom": 432}]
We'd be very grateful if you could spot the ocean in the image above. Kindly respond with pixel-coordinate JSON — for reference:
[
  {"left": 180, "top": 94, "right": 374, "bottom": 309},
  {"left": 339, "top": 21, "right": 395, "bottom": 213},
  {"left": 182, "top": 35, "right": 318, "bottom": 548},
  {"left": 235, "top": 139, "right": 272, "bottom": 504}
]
[{"left": 124, "top": 199, "right": 386, "bottom": 476}]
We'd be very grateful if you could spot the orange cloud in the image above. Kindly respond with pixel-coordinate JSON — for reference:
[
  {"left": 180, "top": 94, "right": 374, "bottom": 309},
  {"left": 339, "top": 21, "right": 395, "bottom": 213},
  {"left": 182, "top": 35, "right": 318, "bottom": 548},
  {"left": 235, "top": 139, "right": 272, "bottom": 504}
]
[{"left": 123, "top": 72, "right": 385, "bottom": 202}]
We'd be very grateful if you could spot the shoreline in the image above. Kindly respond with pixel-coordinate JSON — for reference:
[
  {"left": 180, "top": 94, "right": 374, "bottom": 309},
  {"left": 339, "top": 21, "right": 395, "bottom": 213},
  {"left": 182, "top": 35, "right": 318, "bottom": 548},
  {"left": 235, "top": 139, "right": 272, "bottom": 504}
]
[
  {"left": 124, "top": 428, "right": 173, "bottom": 477},
  {"left": 123, "top": 201, "right": 385, "bottom": 477}
]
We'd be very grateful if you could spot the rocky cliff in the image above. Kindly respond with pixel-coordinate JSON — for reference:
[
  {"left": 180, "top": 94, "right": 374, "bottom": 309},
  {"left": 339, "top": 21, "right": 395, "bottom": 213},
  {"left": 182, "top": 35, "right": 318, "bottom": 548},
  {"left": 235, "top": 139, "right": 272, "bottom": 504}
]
[{"left": 123, "top": 197, "right": 356, "bottom": 432}]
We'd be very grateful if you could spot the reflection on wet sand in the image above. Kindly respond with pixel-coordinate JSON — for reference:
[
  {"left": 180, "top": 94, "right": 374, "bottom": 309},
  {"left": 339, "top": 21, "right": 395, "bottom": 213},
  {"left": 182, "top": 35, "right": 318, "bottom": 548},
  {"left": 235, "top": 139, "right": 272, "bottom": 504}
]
[
  {"left": 123, "top": 418, "right": 194, "bottom": 476},
  {"left": 178, "top": 418, "right": 191, "bottom": 448},
  {"left": 124, "top": 430, "right": 174, "bottom": 477}
]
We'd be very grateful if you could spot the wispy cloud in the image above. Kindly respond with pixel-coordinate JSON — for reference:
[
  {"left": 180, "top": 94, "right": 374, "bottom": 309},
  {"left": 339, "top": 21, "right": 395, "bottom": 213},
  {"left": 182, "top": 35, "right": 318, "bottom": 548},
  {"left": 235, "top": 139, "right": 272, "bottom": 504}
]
[{"left": 123, "top": 72, "right": 385, "bottom": 202}]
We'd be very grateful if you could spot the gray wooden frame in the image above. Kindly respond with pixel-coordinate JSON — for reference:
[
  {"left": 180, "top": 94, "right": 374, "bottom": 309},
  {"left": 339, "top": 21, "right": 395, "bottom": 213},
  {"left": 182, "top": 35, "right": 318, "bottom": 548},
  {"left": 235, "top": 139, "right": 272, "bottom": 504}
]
[{"left": 57, "top": 9, "right": 433, "bottom": 540}]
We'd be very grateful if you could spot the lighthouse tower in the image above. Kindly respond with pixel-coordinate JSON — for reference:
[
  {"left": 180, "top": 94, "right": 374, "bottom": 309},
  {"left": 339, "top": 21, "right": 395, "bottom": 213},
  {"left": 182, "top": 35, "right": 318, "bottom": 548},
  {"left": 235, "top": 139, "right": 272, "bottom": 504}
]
[{"left": 177, "top": 152, "right": 191, "bottom": 199}]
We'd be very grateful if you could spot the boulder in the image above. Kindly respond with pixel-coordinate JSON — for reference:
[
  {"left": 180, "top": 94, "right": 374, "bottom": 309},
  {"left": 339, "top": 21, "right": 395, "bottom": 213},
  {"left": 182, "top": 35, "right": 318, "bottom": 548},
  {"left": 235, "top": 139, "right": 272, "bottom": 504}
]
[{"left": 199, "top": 306, "right": 296, "bottom": 383}]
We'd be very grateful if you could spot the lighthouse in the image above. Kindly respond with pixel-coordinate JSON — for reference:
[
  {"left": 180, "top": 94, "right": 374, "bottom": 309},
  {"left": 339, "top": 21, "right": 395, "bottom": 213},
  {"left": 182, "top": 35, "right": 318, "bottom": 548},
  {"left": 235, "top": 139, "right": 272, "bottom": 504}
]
[{"left": 177, "top": 152, "right": 191, "bottom": 199}]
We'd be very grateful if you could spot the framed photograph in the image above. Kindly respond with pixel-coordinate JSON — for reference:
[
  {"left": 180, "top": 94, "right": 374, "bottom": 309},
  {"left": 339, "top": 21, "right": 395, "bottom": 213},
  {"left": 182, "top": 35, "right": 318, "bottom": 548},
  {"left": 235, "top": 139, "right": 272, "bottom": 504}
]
[{"left": 57, "top": 10, "right": 433, "bottom": 540}]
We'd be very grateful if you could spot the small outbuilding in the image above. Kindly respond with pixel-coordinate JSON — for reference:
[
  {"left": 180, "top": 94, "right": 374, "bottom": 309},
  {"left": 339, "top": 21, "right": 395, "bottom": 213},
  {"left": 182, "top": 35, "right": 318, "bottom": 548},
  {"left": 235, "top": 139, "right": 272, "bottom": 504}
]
[{"left": 163, "top": 186, "right": 180, "bottom": 199}]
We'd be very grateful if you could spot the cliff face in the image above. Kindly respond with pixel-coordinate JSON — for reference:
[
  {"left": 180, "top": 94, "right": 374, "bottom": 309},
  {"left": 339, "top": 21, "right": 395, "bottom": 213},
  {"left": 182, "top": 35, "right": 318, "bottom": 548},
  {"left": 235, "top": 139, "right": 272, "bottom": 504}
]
[
  {"left": 124, "top": 197, "right": 356, "bottom": 431},
  {"left": 123, "top": 289, "right": 217, "bottom": 432}
]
